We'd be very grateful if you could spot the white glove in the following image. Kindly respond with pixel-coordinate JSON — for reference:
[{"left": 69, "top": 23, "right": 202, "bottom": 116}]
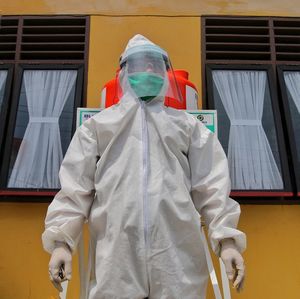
[
  {"left": 48, "top": 242, "right": 72, "bottom": 292},
  {"left": 220, "top": 238, "right": 245, "bottom": 292}
]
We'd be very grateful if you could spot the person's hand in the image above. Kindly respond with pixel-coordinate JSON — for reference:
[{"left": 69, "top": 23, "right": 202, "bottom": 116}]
[
  {"left": 48, "top": 242, "right": 72, "bottom": 292},
  {"left": 220, "top": 238, "right": 245, "bottom": 292}
]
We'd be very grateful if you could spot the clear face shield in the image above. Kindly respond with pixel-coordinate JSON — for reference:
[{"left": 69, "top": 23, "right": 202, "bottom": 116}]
[{"left": 117, "top": 51, "right": 183, "bottom": 104}]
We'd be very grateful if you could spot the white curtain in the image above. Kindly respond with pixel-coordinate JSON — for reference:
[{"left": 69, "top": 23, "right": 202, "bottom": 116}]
[
  {"left": 212, "top": 70, "right": 283, "bottom": 189},
  {"left": 8, "top": 70, "right": 77, "bottom": 188},
  {"left": 0, "top": 70, "right": 8, "bottom": 106},
  {"left": 284, "top": 71, "right": 300, "bottom": 114}
]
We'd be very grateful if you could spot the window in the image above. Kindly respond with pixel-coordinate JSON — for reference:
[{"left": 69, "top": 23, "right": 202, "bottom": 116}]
[
  {"left": 206, "top": 65, "right": 290, "bottom": 195},
  {"left": 3, "top": 66, "right": 83, "bottom": 189},
  {"left": 278, "top": 66, "right": 300, "bottom": 197},
  {"left": 0, "top": 16, "right": 89, "bottom": 198},
  {"left": 202, "top": 16, "right": 300, "bottom": 198}
]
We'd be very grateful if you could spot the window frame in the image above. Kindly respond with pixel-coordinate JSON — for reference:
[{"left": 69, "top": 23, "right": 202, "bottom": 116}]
[
  {"left": 277, "top": 65, "right": 300, "bottom": 197},
  {"left": 0, "top": 64, "right": 84, "bottom": 199},
  {"left": 0, "top": 64, "right": 14, "bottom": 159},
  {"left": 205, "top": 63, "right": 293, "bottom": 197},
  {"left": 0, "top": 15, "right": 89, "bottom": 201}
]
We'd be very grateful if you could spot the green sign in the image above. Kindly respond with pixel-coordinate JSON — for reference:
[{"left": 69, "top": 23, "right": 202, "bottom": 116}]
[
  {"left": 76, "top": 108, "right": 102, "bottom": 127},
  {"left": 186, "top": 110, "right": 217, "bottom": 134}
]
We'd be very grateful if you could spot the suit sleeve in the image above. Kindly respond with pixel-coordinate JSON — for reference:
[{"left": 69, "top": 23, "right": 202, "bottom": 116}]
[
  {"left": 188, "top": 121, "right": 246, "bottom": 256},
  {"left": 42, "top": 121, "right": 99, "bottom": 254}
]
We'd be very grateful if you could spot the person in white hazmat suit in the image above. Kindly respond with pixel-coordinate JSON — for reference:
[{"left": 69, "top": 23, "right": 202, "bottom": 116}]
[{"left": 43, "top": 34, "right": 246, "bottom": 299}]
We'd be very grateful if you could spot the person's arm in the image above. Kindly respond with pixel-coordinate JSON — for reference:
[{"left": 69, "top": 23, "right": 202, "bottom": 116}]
[
  {"left": 188, "top": 121, "right": 246, "bottom": 290},
  {"left": 42, "top": 120, "right": 99, "bottom": 290}
]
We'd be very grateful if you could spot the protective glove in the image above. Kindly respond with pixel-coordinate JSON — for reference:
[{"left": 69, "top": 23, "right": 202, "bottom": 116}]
[
  {"left": 220, "top": 238, "right": 245, "bottom": 292},
  {"left": 48, "top": 242, "right": 72, "bottom": 292}
]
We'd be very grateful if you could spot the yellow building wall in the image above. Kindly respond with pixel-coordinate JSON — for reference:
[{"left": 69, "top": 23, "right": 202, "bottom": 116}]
[
  {"left": 1, "top": 2, "right": 300, "bottom": 299},
  {"left": 1, "top": 202, "right": 300, "bottom": 299},
  {"left": 1, "top": 0, "right": 300, "bottom": 16}
]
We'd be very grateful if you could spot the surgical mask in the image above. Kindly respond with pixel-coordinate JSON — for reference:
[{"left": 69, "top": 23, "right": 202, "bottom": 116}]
[{"left": 128, "top": 72, "right": 164, "bottom": 101}]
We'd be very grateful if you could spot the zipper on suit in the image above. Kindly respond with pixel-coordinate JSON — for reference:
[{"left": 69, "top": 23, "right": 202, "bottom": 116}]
[{"left": 141, "top": 101, "right": 149, "bottom": 247}]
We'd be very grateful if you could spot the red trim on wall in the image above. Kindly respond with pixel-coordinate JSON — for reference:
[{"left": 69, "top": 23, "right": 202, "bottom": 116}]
[
  {"left": 0, "top": 190, "right": 57, "bottom": 196},
  {"left": 230, "top": 191, "right": 294, "bottom": 197},
  {"left": 298, "top": 192, "right": 300, "bottom": 197}
]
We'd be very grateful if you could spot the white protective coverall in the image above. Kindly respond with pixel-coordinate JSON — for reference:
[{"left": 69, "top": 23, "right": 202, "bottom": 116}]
[{"left": 43, "top": 34, "right": 246, "bottom": 299}]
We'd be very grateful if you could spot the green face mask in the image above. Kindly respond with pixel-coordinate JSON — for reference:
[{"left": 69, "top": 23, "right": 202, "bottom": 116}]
[{"left": 128, "top": 72, "right": 164, "bottom": 101}]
